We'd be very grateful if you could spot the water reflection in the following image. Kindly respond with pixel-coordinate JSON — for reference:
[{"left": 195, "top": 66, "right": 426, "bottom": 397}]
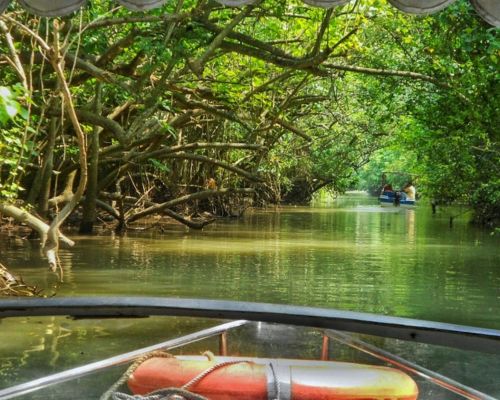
[
  {"left": 1, "top": 194, "right": 498, "bottom": 327},
  {"left": 0, "top": 193, "right": 499, "bottom": 397}
]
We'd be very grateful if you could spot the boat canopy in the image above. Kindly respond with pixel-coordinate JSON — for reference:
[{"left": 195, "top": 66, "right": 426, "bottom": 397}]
[{"left": 0, "top": 0, "right": 498, "bottom": 27}]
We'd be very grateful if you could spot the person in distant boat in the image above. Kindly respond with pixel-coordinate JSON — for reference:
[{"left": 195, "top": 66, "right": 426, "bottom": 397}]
[
  {"left": 403, "top": 182, "right": 416, "bottom": 201},
  {"left": 382, "top": 183, "right": 393, "bottom": 192}
]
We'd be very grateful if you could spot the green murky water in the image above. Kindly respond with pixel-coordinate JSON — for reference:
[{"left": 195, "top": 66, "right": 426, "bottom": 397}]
[{"left": 1, "top": 193, "right": 499, "bottom": 398}]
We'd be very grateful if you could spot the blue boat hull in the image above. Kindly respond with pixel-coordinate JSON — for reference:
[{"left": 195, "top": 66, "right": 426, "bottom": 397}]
[{"left": 379, "top": 191, "right": 415, "bottom": 208}]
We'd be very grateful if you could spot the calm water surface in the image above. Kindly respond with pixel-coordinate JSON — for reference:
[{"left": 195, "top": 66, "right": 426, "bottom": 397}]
[{"left": 1, "top": 193, "right": 499, "bottom": 398}]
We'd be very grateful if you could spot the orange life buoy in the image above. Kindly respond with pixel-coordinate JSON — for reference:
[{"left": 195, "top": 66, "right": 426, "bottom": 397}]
[{"left": 128, "top": 356, "right": 418, "bottom": 400}]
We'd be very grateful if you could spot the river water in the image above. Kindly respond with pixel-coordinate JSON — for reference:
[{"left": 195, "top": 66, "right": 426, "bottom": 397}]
[{"left": 0, "top": 193, "right": 499, "bottom": 398}]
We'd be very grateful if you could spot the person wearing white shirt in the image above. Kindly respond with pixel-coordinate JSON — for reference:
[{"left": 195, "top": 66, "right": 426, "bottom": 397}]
[{"left": 403, "top": 182, "right": 416, "bottom": 201}]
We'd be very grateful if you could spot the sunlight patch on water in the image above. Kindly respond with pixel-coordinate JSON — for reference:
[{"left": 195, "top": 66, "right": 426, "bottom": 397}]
[{"left": 104, "top": 236, "right": 436, "bottom": 255}]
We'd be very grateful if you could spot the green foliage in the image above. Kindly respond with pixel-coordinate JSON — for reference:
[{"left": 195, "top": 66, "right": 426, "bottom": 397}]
[
  {"left": 356, "top": 146, "right": 416, "bottom": 194},
  {"left": 0, "top": 0, "right": 497, "bottom": 226},
  {"left": 149, "top": 158, "right": 170, "bottom": 173},
  {"left": 0, "top": 85, "right": 30, "bottom": 201},
  {"left": 471, "top": 179, "right": 500, "bottom": 226},
  {"left": 0, "top": 85, "right": 24, "bottom": 125},
  {"left": 353, "top": 1, "right": 499, "bottom": 226}
]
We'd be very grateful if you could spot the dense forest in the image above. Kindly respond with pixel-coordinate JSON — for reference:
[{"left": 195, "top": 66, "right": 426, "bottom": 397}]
[{"left": 0, "top": 0, "right": 498, "bottom": 274}]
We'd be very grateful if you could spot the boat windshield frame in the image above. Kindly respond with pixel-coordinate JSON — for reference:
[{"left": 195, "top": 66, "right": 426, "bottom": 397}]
[{"left": 0, "top": 296, "right": 499, "bottom": 354}]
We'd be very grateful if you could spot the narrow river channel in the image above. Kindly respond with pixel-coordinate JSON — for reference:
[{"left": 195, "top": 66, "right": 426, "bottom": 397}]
[{"left": 1, "top": 193, "right": 499, "bottom": 398}]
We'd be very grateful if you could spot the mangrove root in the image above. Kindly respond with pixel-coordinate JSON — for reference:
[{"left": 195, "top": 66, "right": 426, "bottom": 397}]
[{"left": 0, "top": 263, "right": 43, "bottom": 297}]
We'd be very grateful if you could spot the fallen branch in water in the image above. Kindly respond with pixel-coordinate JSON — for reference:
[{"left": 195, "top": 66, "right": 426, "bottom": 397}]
[
  {"left": 0, "top": 203, "right": 75, "bottom": 247},
  {"left": 0, "top": 203, "right": 75, "bottom": 274}
]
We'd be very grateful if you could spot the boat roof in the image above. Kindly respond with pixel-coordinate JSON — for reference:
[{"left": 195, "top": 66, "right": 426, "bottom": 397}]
[{"left": 0, "top": 0, "right": 498, "bottom": 27}]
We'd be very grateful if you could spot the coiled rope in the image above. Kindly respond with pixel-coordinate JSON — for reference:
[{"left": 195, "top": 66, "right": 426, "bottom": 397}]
[
  {"left": 100, "top": 351, "right": 174, "bottom": 400},
  {"left": 268, "top": 362, "right": 281, "bottom": 400}
]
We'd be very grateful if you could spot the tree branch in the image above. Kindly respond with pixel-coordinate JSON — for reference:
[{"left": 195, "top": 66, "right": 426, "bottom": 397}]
[
  {"left": 0, "top": 203, "right": 75, "bottom": 247},
  {"left": 76, "top": 109, "right": 128, "bottom": 145},
  {"left": 323, "top": 63, "right": 456, "bottom": 91},
  {"left": 127, "top": 188, "right": 254, "bottom": 223},
  {"left": 163, "top": 152, "right": 262, "bottom": 182}
]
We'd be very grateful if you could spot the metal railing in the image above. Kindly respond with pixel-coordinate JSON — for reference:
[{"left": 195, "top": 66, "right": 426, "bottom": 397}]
[
  {"left": 0, "top": 319, "right": 248, "bottom": 399},
  {"left": 323, "top": 330, "right": 496, "bottom": 400}
]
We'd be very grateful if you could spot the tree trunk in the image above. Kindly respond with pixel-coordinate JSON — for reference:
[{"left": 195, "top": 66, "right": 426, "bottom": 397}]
[
  {"left": 80, "top": 83, "right": 102, "bottom": 234},
  {"left": 37, "top": 117, "right": 58, "bottom": 218}
]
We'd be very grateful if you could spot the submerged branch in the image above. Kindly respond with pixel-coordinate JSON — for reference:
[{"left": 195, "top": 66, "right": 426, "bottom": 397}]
[
  {"left": 1, "top": 263, "right": 43, "bottom": 297},
  {"left": 162, "top": 208, "right": 216, "bottom": 229},
  {"left": 127, "top": 188, "right": 254, "bottom": 223}
]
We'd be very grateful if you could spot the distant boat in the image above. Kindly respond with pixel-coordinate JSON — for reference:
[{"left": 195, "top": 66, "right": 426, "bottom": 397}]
[{"left": 379, "top": 190, "right": 416, "bottom": 208}]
